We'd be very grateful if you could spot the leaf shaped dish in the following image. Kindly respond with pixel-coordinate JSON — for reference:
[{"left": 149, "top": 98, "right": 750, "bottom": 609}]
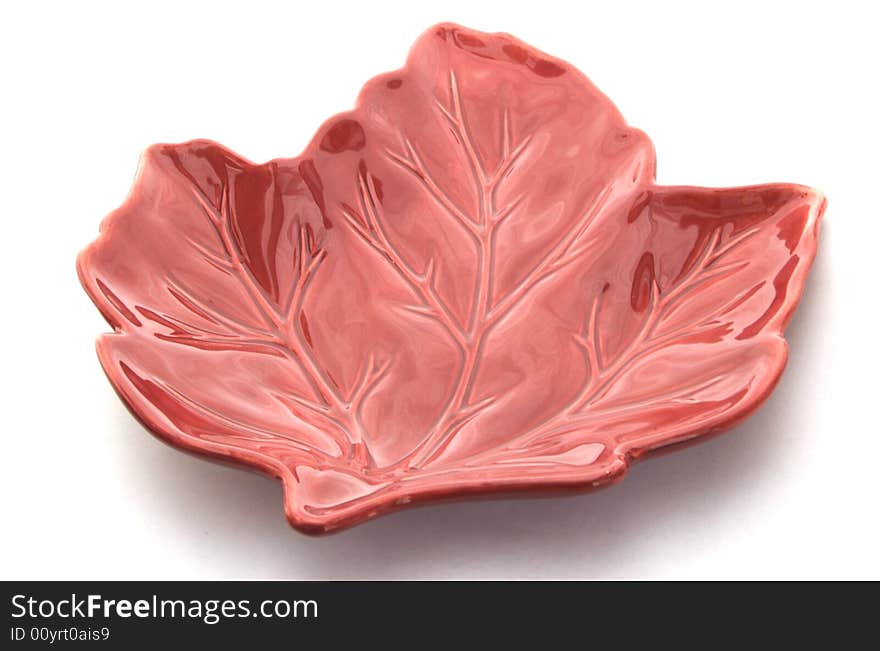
[{"left": 78, "top": 23, "right": 825, "bottom": 534}]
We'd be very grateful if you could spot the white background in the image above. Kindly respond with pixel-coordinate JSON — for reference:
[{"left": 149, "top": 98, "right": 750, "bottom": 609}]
[{"left": 2, "top": 0, "right": 876, "bottom": 580}]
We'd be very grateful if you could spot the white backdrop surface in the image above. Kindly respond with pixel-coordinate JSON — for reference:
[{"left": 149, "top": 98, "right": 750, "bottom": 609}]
[{"left": 1, "top": 0, "right": 875, "bottom": 579}]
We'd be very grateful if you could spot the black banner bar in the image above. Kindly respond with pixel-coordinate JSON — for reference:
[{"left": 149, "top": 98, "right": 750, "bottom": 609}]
[{"left": 1, "top": 581, "right": 868, "bottom": 645}]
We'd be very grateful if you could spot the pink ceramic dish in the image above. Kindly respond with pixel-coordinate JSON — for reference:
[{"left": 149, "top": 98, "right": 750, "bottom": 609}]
[{"left": 78, "top": 23, "right": 825, "bottom": 534}]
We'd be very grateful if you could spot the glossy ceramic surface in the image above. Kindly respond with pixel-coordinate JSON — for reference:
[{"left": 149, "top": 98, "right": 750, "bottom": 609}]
[{"left": 78, "top": 23, "right": 825, "bottom": 534}]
